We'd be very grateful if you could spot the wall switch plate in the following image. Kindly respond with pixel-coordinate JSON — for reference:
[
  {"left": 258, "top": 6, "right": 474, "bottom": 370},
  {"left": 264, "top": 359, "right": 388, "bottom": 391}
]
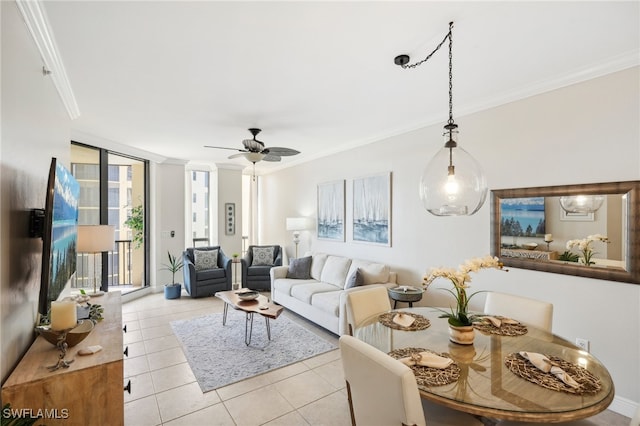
[{"left": 575, "top": 338, "right": 589, "bottom": 352}]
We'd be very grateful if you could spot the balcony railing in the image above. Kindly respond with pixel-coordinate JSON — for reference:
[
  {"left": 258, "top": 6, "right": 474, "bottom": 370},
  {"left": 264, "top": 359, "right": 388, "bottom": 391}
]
[{"left": 74, "top": 239, "right": 134, "bottom": 288}]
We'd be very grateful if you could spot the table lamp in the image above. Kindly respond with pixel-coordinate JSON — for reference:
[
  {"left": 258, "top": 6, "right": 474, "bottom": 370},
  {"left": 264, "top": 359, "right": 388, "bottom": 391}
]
[
  {"left": 286, "top": 217, "right": 309, "bottom": 258},
  {"left": 77, "top": 225, "right": 115, "bottom": 296}
]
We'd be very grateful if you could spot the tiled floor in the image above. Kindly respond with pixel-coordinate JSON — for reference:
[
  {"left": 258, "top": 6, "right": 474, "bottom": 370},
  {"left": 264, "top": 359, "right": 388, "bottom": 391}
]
[
  {"left": 122, "top": 291, "right": 631, "bottom": 426},
  {"left": 122, "top": 291, "right": 349, "bottom": 426}
]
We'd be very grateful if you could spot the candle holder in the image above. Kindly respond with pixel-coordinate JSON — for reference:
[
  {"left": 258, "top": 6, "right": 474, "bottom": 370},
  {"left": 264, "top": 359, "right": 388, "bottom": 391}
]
[
  {"left": 545, "top": 240, "right": 553, "bottom": 251},
  {"left": 35, "top": 320, "right": 94, "bottom": 371}
]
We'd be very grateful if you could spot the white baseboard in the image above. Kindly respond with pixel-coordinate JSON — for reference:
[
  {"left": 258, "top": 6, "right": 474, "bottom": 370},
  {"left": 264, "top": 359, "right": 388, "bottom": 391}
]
[
  {"left": 121, "top": 286, "right": 153, "bottom": 303},
  {"left": 610, "top": 395, "right": 638, "bottom": 419}
]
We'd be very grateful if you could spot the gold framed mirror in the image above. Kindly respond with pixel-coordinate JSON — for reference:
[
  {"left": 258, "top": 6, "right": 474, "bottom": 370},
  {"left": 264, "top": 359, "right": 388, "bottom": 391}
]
[{"left": 490, "top": 181, "right": 640, "bottom": 284}]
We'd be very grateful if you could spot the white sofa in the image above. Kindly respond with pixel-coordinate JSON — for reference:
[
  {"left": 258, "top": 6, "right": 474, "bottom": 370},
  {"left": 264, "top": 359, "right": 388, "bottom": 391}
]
[{"left": 270, "top": 252, "right": 397, "bottom": 335}]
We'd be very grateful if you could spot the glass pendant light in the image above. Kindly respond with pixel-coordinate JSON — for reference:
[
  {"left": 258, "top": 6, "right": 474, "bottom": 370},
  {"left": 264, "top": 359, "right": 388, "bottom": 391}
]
[
  {"left": 559, "top": 195, "right": 605, "bottom": 214},
  {"left": 396, "top": 22, "right": 488, "bottom": 216},
  {"left": 420, "top": 123, "right": 487, "bottom": 216}
]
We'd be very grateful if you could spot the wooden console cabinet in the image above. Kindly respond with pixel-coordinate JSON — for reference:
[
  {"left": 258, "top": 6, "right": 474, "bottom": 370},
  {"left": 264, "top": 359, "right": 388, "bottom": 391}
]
[{"left": 2, "top": 292, "right": 124, "bottom": 425}]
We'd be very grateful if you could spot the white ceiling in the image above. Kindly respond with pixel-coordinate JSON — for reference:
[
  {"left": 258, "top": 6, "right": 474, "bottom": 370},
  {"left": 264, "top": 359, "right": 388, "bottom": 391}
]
[{"left": 42, "top": 1, "right": 639, "bottom": 173}]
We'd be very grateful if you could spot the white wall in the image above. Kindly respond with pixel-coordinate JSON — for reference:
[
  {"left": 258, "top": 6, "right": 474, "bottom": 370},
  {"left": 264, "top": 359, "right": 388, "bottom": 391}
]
[
  {"left": 0, "top": 1, "right": 73, "bottom": 381},
  {"left": 216, "top": 167, "right": 243, "bottom": 256},
  {"left": 155, "top": 162, "right": 187, "bottom": 287},
  {"left": 259, "top": 67, "right": 640, "bottom": 413}
]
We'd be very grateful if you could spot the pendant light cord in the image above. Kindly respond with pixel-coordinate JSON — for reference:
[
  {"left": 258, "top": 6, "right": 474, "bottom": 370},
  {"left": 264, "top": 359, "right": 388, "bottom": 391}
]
[
  {"left": 447, "top": 22, "right": 453, "bottom": 126},
  {"left": 398, "top": 22, "right": 455, "bottom": 126}
]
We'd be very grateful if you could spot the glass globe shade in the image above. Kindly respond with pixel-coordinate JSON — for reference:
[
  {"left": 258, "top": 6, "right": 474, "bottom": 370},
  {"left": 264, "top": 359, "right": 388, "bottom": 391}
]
[
  {"left": 419, "top": 141, "right": 488, "bottom": 216},
  {"left": 559, "top": 195, "right": 605, "bottom": 213}
]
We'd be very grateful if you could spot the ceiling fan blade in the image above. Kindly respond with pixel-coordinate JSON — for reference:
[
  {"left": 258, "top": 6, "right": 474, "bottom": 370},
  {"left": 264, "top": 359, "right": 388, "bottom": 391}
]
[
  {"left": 262, "top": 154, "right": 282, "bottom": 162},
  {"left": 228, "top": 153, "right": 248, "bottom": 159},
  {"left": 262, "top": 147, "right": 300, "bottom": 156},
  {"left": 229, "top": 152, "right": 266, "bottom": 162},
  {"left": 205, "top": 145, "right": 245, "bottom": 152}
]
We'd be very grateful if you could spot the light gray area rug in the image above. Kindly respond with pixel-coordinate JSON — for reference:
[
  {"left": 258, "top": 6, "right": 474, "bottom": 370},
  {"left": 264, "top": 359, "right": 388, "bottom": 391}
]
[{"left": 171, "top": 312, "right": 337, "bottom": 392}]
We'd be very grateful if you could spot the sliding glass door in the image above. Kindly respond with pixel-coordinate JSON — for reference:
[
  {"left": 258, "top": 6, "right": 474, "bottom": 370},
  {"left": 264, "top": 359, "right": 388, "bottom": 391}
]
[{"left": 71, "top": 143, "right": 149, "bottom": 294}]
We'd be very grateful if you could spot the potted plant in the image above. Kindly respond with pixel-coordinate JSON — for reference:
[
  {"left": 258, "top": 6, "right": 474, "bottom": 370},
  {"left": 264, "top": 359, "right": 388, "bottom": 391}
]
[
  {"left": 161, "top": 251, "right": 183, "bottom": 299},
  {"left": 566, "top": 234, "right": 609, "bottom": 266},
  {"left": 124, "top": 203, "right": 144, "bottom": 249},
  {"left": 423, "top": 255, "right": 507, "bottom": 345}
]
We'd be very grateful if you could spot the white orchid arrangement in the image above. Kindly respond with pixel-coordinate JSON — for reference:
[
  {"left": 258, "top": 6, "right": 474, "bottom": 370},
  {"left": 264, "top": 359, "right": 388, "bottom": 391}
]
[
  {"left": 566, "top": 234, "right": 609, "bottom": 266},
  {"left": 423, "top": 256, "right": 507, "bottom": 326}
]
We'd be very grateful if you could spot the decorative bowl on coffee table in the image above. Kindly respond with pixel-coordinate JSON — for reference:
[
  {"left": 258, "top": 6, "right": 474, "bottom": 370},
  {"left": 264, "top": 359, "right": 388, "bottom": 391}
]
[{"left": 236, "top": 290, "right": 259, "bottom": 301}]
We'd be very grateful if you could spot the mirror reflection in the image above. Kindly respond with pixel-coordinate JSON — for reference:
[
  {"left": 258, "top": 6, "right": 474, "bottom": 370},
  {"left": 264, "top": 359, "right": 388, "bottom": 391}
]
[
  {"left": 490, "top": 181, "right": 639, "bottom": 284},
  {"left": 498, "top": 194, "right": 627, "bottom": 271}
]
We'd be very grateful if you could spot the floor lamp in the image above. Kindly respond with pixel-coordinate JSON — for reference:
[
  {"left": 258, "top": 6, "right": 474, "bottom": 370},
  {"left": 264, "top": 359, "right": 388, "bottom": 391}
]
[
  {"left": 77, "top": 225, "right": 115, "bottom": 296},
  {"left": 286, "top": 217, "right": 308, "bottom": 259}
]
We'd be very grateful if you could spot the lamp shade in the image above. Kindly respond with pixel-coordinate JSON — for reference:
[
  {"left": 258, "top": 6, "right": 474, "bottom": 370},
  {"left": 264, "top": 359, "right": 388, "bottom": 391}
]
[
  {"left": 286, "top": 217, "right": 309, "bottom": 231},
  {"left": 419, "top": 139, "right": 488, "bottom": 216},
  {"left": 77, "top": 225, "right": 115, "bottom": 253}
]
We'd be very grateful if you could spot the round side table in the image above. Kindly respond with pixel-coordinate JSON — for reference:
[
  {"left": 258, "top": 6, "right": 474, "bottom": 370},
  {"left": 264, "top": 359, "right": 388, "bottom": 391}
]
[{"left": 388, "top": 286, "right": 424, "bottom": 308}]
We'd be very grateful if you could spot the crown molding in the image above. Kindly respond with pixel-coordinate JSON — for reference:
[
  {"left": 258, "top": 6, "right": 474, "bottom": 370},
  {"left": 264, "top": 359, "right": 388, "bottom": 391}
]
[
  {"left": 71, "top": 130, "right": 168, "bottom": 164},
  {"left": 16, "top": 0, "right": 80, "bottom": 119},
  {"left": 215, "top": 163, "right": 247, "bottom": 171}
]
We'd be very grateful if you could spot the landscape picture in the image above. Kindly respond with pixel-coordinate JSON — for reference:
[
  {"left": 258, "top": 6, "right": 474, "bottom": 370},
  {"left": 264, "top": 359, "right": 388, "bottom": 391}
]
[
  {"left": 500, "top": 197, "right": 545, "bottom": 241},
  {"left": 352, "top": 172, "right": 391, "bottom": 246},
  {"left": 317, "top": 180, "right": 345, "bottom": 241},
  {"left": 48, "top": 162, "right": 81, "bottom": 305}
]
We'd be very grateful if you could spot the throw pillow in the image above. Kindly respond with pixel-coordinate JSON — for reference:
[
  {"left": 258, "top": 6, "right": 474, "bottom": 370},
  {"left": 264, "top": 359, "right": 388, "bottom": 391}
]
[
  {"left": 194, "top": 249, "right": 218, "bottom": 271},
  {"left": 287, "top": 256, "right": 312, "bottom": 279},
  {"left": 251, "top": 246, "right": 274, "bottom": 266},
  {"left": 344, "top": 268, "right": 364, "bottom": 289}
]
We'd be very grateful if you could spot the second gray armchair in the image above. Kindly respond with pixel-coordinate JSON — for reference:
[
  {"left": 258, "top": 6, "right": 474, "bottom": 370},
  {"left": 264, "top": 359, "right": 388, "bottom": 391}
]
[{"left": 241, "top": 245, "right": 282, "bottom": 290}]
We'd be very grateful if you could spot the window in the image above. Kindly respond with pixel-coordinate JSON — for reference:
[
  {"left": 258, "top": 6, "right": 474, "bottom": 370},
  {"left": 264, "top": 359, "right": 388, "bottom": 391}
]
[
  {"left": 189, "top": 170, "right": 210, "bottom": 241},
  {"left": 71, "top": 143, "right": 149, "bottom": 295}
]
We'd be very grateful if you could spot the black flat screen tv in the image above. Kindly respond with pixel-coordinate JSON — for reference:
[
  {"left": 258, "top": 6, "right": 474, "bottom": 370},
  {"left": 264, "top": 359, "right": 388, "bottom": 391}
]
[{"left": 38, "top": 158, "right": 80, "bottom": 316}]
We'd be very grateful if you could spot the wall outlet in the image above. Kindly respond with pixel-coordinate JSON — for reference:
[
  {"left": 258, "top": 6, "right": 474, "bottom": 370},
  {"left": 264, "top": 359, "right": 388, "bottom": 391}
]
[{"left": 575, "top": 338, "right": 590, "bottom": 352}]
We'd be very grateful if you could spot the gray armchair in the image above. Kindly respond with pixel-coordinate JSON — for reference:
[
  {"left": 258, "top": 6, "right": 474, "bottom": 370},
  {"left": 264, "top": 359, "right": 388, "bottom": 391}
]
[
  {"left": 241, "top": 245, "right": 282, "bottom": 290},
  {"left": 182, "top": 246, "right": 232, "bottom": 298}
]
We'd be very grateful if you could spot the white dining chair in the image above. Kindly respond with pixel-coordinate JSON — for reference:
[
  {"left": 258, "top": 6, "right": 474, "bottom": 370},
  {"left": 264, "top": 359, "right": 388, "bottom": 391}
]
[
  {"left": 345, "top": 285, "right": 391, "bottom": 335},
  {"left": 484, "top": 291, "right": 553, "bottom": 333},
  {"left": 339, "top": 335, "right": 483, "bottom": 426}
]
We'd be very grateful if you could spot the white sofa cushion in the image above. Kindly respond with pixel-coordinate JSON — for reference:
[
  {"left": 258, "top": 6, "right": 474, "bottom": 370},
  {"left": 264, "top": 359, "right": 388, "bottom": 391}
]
[
  {"left": 291, "top": 282, "right": 340, "bottom": 304},
  {"left": 321, "top": 256, "right": 352, "bottom": 288},
  {"left": 346, "top": 259, "right": 390, "bottom": 286},
  {"left": 310, "top": 253, "right": 329, "bottom": 280},
  {"left": 273, "top": 277, "right": 317, "bottom": 297},
  {"left": 312, "top": 291, "right": 341, "bottom": 316}
]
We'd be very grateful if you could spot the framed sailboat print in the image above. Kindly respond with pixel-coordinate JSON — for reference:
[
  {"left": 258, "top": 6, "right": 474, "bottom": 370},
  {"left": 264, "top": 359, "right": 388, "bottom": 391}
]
[
  {"left": 352, "top": 172, "right": 391, "bottom": 246},
  {"left": 317, "top": 180, "right": 345, "bottom": 241}
]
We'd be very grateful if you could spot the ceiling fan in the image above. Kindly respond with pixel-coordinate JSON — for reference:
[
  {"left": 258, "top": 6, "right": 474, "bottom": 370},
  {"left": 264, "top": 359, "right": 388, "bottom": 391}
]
[{"left": 205, "top": 128, "right": 300, "bottom": 164}]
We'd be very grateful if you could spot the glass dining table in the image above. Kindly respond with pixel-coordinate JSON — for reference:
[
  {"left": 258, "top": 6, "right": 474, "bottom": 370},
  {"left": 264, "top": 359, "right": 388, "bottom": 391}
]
[{"left": 353, "top": 307, "right": 614, "bottom": 423}]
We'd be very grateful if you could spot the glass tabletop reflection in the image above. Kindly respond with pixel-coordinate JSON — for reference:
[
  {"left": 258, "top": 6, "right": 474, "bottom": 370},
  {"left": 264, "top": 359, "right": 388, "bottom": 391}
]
[{"left": 353, "top": 307, "right": 614, "bottom": 423}]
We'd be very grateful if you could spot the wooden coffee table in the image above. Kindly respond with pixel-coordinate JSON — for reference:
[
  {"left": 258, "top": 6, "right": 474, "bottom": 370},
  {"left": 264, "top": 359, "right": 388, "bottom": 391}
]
[{"left": 214, "top": 290, "right": 284, "bottom": 345}]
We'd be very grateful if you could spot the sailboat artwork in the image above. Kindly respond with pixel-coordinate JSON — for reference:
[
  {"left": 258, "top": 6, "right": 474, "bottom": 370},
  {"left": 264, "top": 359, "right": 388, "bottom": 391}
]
[
  {"left": 317, "top": 180, "right": 345, "bottom": 241},
  {"left": 353, "top": 172, "right": 391, "bottom": 246}
]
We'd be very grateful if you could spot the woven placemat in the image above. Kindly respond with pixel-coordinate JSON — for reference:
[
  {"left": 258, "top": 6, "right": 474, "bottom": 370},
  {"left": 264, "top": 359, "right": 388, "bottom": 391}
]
[
  {"left": 388, "top": 347, "right": 460, "bottom": 387},
  {"left": 378, "top": 312, "right": 430, "bottom": 331},
  {"left": 505, "top": 353, "right": 601, "bottom": 395},
  {"left": 473, "top": 316, "right": 528, "bottom": 336}
]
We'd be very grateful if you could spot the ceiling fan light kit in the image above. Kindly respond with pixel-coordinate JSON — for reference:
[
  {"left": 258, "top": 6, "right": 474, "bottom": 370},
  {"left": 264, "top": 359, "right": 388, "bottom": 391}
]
[{"left": 395, "top": 22, "right": 488, "bottom": 217}]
